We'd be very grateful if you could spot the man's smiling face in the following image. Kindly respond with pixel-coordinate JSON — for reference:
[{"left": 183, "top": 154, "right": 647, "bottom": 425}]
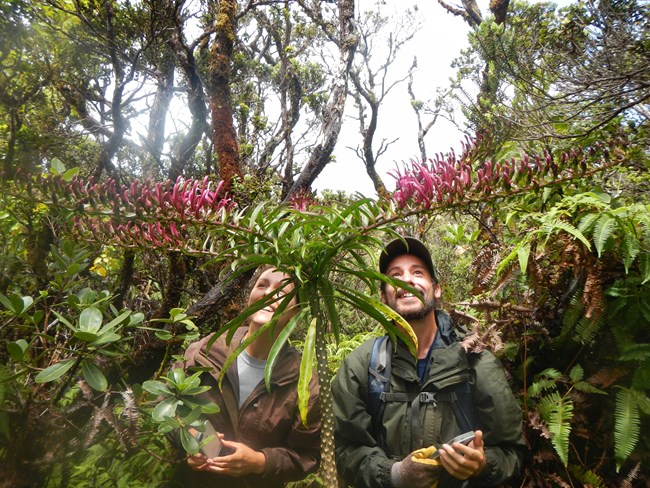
[{"left": 381, "top": 254, "right": 441, "bottom": 321}]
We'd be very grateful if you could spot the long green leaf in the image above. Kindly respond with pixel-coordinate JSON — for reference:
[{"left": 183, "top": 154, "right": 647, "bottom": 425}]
[
  {"left": 217, "top": 319, "right": 277, "bottom": 390},
  {"left": 208, "top": 286, "right": 297, "bottom": 353},
  {"left": 102, "top": 310, "right": 132, "bottom": 332},
  {"left": 51, "top": 310, "right": 75, "bottom": 331},
  {"left": 0, "top": 293, "right": 13, "bottom": 312},
  {"left": 142, "top": 380, "right": 172, "bottom": 397},
  {"left": 336, "top": 285, "right": 417, "bottom": 357},
  {"left": 517, "top": 241, "right": 531, "bottom": 274},
  {"left": 265, "top": 309, "right": 307, "bottom": 390},
  {"left": 81, "top": 360, "right": 108, "bottom": 391},
  {"left": 180, "top": 426, "right": 200, "bottom": 454},
  {"left": 35, "top": 358, "right": 76, "bottom": 383},
  {"left": 298, "top": 318, "right": 317, "bottom": 426}
]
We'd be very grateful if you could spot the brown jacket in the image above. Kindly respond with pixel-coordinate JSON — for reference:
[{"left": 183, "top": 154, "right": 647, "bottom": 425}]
[{"left": 171, "top": 327, "right": 321, "bottom": 488}]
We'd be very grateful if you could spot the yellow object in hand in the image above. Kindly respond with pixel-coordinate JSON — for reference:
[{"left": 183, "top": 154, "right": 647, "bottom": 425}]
[{"left": 411, "top": 445, "right": 441, "bottom": 466}]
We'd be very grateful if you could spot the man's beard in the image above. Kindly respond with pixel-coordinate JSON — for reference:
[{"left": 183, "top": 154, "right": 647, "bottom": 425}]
[{"left": 388, "top": 296, "right": 436, "bottom": 321}]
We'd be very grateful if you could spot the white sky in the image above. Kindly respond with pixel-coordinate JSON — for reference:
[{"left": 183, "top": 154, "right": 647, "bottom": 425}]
[
  {"left": 314, "top": 0, "right": 571, "bottom": 197},
  {"left": 314, "top": 0, "right": 478, "bottom": 196}
]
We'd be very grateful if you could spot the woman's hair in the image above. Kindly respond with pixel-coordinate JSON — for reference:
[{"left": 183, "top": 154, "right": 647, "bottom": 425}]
[{"left": 250, "top": 264, "right": 275, "bottom": 284}]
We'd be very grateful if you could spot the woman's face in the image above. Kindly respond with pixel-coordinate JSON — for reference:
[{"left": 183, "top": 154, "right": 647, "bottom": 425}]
[{"left": 247, "top": 268, "right": 297, "bottom": 328}]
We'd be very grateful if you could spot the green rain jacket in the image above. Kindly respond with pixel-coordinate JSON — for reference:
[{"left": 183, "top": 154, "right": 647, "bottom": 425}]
[{"left": 332, "top": 311, "right": 525, "bottom": 488}]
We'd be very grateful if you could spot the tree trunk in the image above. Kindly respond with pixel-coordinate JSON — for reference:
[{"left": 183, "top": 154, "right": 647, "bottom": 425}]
[
  {"left": 146, "top": 58, "right": 175, "bottom": 175},
  {"left": 115, "top": 249, "right": 135, "bottom": 310},
  {"left": 209, "top": 0, "right": 242, "bottom": 191},
  {"left": 286, "top": 0, "right": 357, "bottom": 198}
]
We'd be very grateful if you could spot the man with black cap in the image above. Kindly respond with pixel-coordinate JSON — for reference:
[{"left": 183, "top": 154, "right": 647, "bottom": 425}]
[{"left": 332, "top": 236, "right": 524, "bottom": 488}]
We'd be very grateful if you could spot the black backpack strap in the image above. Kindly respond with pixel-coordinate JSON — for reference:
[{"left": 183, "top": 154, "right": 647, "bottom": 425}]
[
  {"left": 410, "top": 392, "right": 437, "bottom": 449},
  {"left": 448, "top": 382, "right": 476, "bottom": 433},
  {"left": 368, "top": 336, "right": 392, "bottom": 447}
]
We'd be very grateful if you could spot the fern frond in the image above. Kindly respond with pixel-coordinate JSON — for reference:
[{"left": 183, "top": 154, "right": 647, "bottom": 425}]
[
  {"left": 614, "top": 387, "right": 641, "bottom": 472},
  {"left": 539, "top": 391, "right": 574, "bottom": 465},
  {"left": 569, "top": 364, "right": 584, "bottom": 382},
  {"left": 528, "top": 378, "right": 558, "bottom": 398},
  {"left": 538, "top": 368, "right": 563, "bottom": 380},
  {"left": 538, "top": 390, "right": 562, "bottom": 419},
  {"left": 550, "top": 404, "right": 574, "bottom": 466},
  {"left": 635, "top": 390, "right": 650, "bottom": 415},
  {"left": 561, "top": 290, "right": 585, "bottom": 334},
  {"left": 619, "top": 343, "right": 650, "bottom": 362},
  {"left": 541, "top": 218, "right": 592, "bottom": 250},
  {"left": 593, "top": 214, "right": 617, "bottom": 257},
  {"left": 640, "top": 252, "right": 650, "bottom": 285},
  {"left": 575, "top": 380, "right": 607, "bottom": 394},
  {"left": 472, "top": 243, "right": 500, "bottom": 290},
  {"left": 577, "top": 213, "right": 600, "bottom": 235},
  {"left": 568, "top": 464, "right": 606, "bottom": 488},
  {"left": 574, "top": 313, "right": 605, "bottom": 344},
  {"left": 621, "top": 232, "right": 640, "bottom": 273}
]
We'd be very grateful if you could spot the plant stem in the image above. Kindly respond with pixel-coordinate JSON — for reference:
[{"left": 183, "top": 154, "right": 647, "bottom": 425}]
[{"left": 315, "top": 318, "right": 339, "bottom": 488}]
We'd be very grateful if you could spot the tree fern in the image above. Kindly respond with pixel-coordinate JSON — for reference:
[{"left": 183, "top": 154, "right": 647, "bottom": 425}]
[{"left": 614, "top": 387, "right": 642, "bottom": 471}]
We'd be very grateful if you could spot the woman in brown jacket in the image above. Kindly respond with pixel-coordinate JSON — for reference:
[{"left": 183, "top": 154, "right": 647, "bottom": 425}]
[{"left": 171, "top": 267, "right": 321, "bottom": 488}]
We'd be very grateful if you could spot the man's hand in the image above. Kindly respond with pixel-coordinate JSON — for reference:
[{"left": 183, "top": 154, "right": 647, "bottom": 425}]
[
  {"left": 438, "top": 430, "right": 487, "bottom": 481},
  {"left": 187, "top": 436, "right": 266, "bottom": 477},
  {"left": 391, "top": 449, "right": 441, "bottom": 488}
]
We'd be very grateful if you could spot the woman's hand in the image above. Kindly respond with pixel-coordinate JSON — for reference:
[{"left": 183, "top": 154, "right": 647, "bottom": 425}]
[
  {"left": 438, "top": 430, "right": 487, "bottom": 481},
  {"left": 187, "top": 436, "right": 267, "bottom": 477}
]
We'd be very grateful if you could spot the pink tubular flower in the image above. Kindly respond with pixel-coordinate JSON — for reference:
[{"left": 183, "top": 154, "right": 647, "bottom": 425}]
[{"left": 390, "top": 136, "right": 606, "bottom": 209}]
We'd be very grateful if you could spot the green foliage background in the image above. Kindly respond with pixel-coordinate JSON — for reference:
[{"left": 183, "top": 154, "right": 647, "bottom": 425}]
[{"left": 1, "top": 0, "right": 649, "bottom": 486}]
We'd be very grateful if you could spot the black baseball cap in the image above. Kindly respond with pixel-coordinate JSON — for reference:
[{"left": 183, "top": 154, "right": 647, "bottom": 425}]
[{"left": 379, "top": 237, "right": 438, "bottom": 283}]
